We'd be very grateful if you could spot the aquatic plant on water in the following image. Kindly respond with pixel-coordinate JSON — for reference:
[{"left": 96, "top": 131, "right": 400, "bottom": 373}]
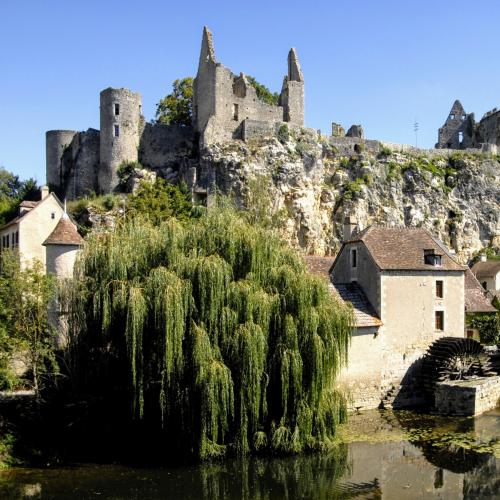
[{"left": 66, "top": 206, "right": 352, "bottom": 460}]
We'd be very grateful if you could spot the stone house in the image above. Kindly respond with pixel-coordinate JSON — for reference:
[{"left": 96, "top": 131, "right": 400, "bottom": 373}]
[
  {"left": 0, "top": 186, "right": 64, "bottom": 269},
  {"left": 323, "top": 223, "right": 468, "bottom": 410}
]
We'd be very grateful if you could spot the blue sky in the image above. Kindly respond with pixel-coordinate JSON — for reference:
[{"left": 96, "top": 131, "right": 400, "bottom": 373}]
[{"left": 1, "top": 0, "right": 499, "bottom": 182}]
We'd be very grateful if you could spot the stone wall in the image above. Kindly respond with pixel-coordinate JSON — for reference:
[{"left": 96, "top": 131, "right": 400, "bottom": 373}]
[
  {"left": 476, "top": 109, "right": 500, "bottom": 146},
  {"left": 60, "top": 128, "right": 100, "bottom": 199},
  {"left": 435, "top": 376, "right": 500, "bottom": 416}
]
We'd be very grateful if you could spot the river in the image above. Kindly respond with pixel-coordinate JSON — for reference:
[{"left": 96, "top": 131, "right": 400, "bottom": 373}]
[{"left": 1, "top": 408, "right": 500, "bottom": 499}]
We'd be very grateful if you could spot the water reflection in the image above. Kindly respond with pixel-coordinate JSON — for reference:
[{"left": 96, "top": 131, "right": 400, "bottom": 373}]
[{"left": 1, "top": 409, "right": 499, "bottom": 499}]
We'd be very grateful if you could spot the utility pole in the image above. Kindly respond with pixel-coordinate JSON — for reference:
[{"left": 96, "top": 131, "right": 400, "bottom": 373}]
[{"left": 414, "top": 119, "right": 419, "bottom": 148}]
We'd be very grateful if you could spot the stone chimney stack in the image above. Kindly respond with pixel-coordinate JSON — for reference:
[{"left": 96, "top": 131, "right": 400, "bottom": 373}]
[
  {"left": 343, "top": 216, "right": 358, "bottom": 242},
  {"left": 480, "top": 253, "right": 487, "bottom": 262},
  {"left": 40, "top": 185, "right": 50, "bottom": 200}
]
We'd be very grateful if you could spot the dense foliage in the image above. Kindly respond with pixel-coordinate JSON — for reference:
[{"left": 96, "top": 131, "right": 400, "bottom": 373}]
[
  {"left": 469, "top": 297, "right": 500, "bottom": 345},
  {"left": 66, "top": 206, "right": 351, "bottom": 460},
  {"left": 155, "top": 77, "right": 194, "bottom": 126},
  {"left": 246, "top": 76, "right": 280, "bottom": 106},
  {"left": 127, "top": 178, "right": 194, "bottom": 224},
  {"left": 0, "top": 167, "right": 39, "bottom": 226},
  {"left": 0, "top": 252, "right": 57, "bottom": 392}
]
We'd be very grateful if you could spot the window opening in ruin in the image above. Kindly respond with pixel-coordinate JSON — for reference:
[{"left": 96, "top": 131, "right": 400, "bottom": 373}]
[
  {"left": 233, "top": 103, "right": 239, "bottom": 121},
  {"left": 436, "top": 280, "right": 443, "bottom": 298},
  {"left": 114, "top": 103, "right": 120, "bottom": 116},
  {"left": 351, "top": 249, "right": 357, "bottom": 268},
  {"left": 435, "top": 311, "right": 444, "bottom": 331},
  {"left": 462, "top": 114, "right": 466, "bottom": 120},
  {"left": 482, "top": 281, "right": 488, "bottom": 290},
  {"left": 450, "top": 114, "right": 455, "bottom": 120},
  {"left": 114, "top": 125, "right": 120, "bottom": 137},
  {"left": 458, "top": 131, "right": 463, "bottom": 144}
]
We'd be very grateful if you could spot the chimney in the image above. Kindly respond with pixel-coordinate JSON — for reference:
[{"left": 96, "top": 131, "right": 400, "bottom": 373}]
[
  {"left": 41, "top": 185, "right": 50, "bottom": 200},
  {"left": 480, "top": 253, "right": 487, "bottom": 262},
  {"left": 343, "top": 216, "right": 358, "bottom": 242}
]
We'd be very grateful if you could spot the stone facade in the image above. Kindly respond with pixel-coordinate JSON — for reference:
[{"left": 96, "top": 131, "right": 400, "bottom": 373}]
[
  {"left": 435, "top": 376, "right": 500, "bottom": 416},
  {"left": 436, "top": 100, "right": 500, "bottom": 151},
  {"left": 193, "top": 27, "right": 304, "bottom": 147}
]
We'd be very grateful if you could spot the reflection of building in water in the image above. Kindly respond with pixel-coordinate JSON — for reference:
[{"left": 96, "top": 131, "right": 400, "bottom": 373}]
[{"left": 346, "top": 441, "right": 464, "bottom": 498}]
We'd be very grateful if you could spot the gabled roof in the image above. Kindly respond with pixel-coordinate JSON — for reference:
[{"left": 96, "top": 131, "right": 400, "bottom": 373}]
[
  {"left": 337, "top": 226, "right": 464, "bottom": 272},
  {"left": 333, "top": 283, "right": 382, "bottom": 328},
  {"left": 471, "top": 260, "right": 500, "bottom": 280},
  {"left": 303, "top": 255, "right": 335, "bottom": 282},
  {"left": 43, "top": 215, "right": 83, "bottom": 246},
  {"left": 0, "top": 193, "right": 63, "bottom": 230},
  {"left": 464, "top": 268, "right": 497, "bottom": 313}
]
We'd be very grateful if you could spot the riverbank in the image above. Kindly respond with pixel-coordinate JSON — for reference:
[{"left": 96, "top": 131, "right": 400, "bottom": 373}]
[{"left": 1, "top": 408, "right": 500, "bottom": 498}]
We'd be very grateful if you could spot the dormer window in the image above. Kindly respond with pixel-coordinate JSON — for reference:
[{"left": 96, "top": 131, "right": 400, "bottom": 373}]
[{"left": 424, "top": 249, "right": 442, "bottom": 266}]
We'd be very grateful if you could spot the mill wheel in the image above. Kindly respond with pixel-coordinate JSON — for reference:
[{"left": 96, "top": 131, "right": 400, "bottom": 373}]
[{"left": 420, "top": 337, "right": 494, "bottom": 398}]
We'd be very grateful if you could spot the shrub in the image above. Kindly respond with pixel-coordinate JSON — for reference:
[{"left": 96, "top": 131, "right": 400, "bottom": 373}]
[{"left": 277, "top": 124, "right": 289, "bottom": 144}]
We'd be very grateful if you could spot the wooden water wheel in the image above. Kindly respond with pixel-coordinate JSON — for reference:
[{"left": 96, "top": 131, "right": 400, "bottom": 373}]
[{"left": 420, "top": 337, "right": 495, "bottom": 398}]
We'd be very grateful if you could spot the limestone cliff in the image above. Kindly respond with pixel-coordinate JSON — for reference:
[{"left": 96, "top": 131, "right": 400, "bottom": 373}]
[{"left": 196, "top": 129, "right": 500, "bottom": 262}]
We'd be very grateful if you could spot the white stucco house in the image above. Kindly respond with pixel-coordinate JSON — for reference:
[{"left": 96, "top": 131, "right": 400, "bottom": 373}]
[{"left": 0, "top": 186, "right": 64, "bottom": 269}]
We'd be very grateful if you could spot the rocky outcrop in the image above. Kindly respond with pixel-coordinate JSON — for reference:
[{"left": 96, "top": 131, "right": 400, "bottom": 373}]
[{"left": 197, "top": 130, "right": 500, "bottom": 262}]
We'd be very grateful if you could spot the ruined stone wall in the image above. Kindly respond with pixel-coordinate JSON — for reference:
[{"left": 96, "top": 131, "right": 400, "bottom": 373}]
[
  {"left": 46, "top": 130, "right": 78, "bottom": 189},
  {"left": 99, "top": 88, "right": 142, "bottom": 193},
  {"left": 60, "top": 128, "right": 100, "bottom": 200},
  {"left": 476, "top": 109, "right": 500, "bottom": 146},
  {"left": 139, "top": 122, "right": 195, "bottom": 175}
]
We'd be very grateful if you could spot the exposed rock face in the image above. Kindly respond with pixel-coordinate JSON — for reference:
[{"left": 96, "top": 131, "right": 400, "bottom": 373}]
[{"left": 196, "top": 131, "right": 500, "bottom": 262}]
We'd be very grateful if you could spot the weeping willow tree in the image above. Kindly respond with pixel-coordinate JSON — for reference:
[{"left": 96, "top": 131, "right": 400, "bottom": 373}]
[{"left": 66, "top": 205, "right": 352, "bottom": 460}]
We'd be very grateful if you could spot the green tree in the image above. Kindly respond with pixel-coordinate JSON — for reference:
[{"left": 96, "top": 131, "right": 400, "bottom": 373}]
[
  {"left": 66, "top": 205, "right": 352, "bottom": 460},
  {"left": 246, "top": 76, "right": 280, "bottom": 106},
  {"left": 0, "top": 252, "right": 57, "bottom": 394},
  {"left": 127, "top": 178, "right": 193, "bottom": 224},
  {"left": 155, "top": 77, "right": 194, "bottom": 126}
]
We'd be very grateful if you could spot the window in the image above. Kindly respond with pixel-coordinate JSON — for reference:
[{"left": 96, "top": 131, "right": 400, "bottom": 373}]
[
  {"left": 114, "top": 125, "right": 120, "bottom": 137},
  {"left": 436, "top": 280, "right": 443, "bottom": 298},
  {"left": 462, "top": 114, "right": 466, "bottom": 120},
  {"left": 114, "top": 103, "right": 120, "bottom": 116},
  {"left": 450, "top": 114, "right": 455, "bottom": 120},
  {"left": 424, "top": 249, "right": 442, "bottom": 266},
  {"left": 458, "top": 131, "right": 463, "bottom": 144},
  {"left": 466, "top": 330, "right": 474, "bottom": 339},
  {"left": 435, "top": 311, "right": 444, "bottom": 331},
  {"left": 14, "top": 231, "right": 18, "bottom": 247},
  {"left": 351, "top": 248, "right": 357, "bottom": 268},
  {"left": 482, "top": 281, "right": 488, "bottom": 290},
  {"left": 233, "top": 103, "right": 239, "bottom": 121}
]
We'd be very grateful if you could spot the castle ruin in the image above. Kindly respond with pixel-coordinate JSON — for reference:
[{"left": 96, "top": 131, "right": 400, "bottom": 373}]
[
  {"left": 436, "top": 99, "right": 500, "bottom": 152},
  {"left": 46, "top": 27, "right": 500, "bottom": 200}
]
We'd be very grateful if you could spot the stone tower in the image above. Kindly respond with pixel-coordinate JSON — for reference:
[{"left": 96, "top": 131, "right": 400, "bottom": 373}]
[
  {"left": 43, "top": 212, "right": 83, "bottom": 279},
  {"left": 99, "top": 87, "right": 142, "bottom": 192},
  {"left": 46, "top": 130, "right": 78, "bottom": 190},
  {"left": 280, "top": 48, "right": 305, "bottom": 125},
  {"left": 436, "top": 100, "right": 474, "bottom": 149}
]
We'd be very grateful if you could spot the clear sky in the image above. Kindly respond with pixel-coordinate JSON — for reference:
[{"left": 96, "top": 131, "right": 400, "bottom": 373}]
[{"left": 1, "top": 0, "right": 499, "bottom": 183}]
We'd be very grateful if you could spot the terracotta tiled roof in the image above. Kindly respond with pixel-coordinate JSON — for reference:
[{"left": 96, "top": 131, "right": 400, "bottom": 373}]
[
  {"left": 303, "top": 255, "right": 335, "bottom": 282},
  {"left": 471, "top": 260, "right": 500, "bottom": 280},
  {"left": 347, "top": 226, "right": 464, "bottom": 271},
  {"left": 43, "top": 216, "right": 83, "bottom": 246},
  {"left": 464, "top": 268, "right": 497, "bottom": 313},
  {"left": 333, "top": 282, "right": 382, "bottom": 328}
]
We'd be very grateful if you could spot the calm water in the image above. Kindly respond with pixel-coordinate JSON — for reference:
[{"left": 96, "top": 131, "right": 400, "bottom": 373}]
[{"left": 2, "top": 408, "right": 500, "bottom": 499}]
